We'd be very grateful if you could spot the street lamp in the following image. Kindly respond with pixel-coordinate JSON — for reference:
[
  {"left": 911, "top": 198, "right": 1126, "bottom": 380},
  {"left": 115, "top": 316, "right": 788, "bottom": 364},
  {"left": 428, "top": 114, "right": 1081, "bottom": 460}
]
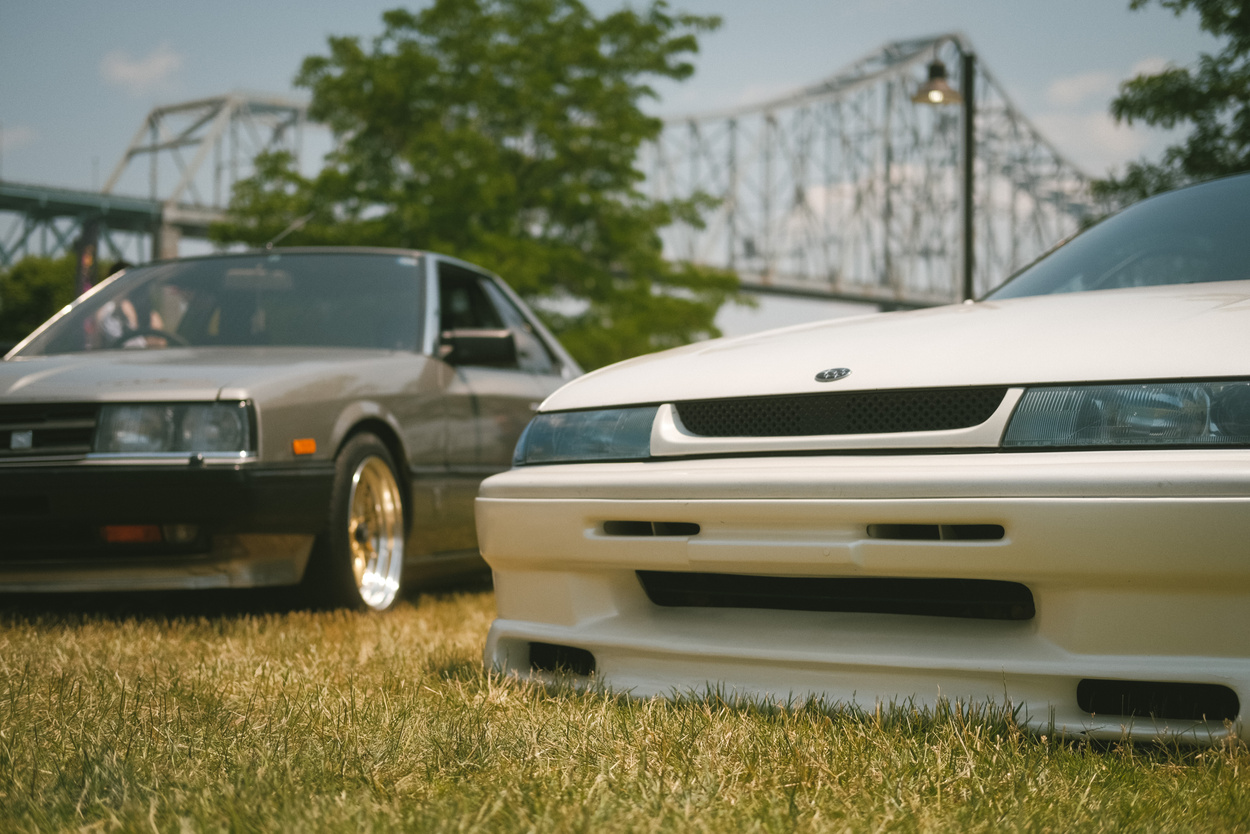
[{"left": 912, "top": 45, "right": 976, "bottom": 301}]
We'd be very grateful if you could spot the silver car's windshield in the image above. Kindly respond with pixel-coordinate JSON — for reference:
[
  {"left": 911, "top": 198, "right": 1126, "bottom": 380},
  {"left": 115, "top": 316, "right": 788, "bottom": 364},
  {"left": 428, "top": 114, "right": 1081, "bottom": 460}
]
[
  {"left": 16, "top": 251, "right": 425, "bottom": 356},
  {"left": 986, "top": 173, "right": 1250, "bottom": 300}
]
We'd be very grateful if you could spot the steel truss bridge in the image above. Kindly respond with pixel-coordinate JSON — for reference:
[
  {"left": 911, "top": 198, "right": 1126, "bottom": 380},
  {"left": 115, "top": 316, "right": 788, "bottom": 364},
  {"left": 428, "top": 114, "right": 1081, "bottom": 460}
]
[
  {"left": 2, "top": 35, "right": 1097, "bottom": 306},
  {"left": 0, "top": 93, "right": 307, "bottom": 266},
  {"left": 646, "top": 34, "right": 1096, "bottom": 304}
]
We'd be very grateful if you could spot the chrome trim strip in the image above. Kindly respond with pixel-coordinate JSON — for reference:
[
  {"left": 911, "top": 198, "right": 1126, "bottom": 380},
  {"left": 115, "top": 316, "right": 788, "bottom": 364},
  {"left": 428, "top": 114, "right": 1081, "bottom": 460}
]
[{"left": 86, "top": 451, "right": 254, "bottom": 461}]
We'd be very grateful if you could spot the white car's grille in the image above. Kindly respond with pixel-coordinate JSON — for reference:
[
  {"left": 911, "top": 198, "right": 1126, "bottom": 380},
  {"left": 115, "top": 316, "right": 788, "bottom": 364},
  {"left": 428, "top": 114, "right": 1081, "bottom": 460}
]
[
  {"left": 674, "top": 387, "right": 1008, "bottom": 438},
  {"left": 0, "top": 403, "right": 99, "bottom": 457}
]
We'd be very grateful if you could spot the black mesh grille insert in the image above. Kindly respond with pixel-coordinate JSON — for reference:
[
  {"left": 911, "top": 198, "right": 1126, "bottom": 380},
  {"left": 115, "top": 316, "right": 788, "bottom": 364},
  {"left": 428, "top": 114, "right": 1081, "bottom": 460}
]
[
  {"left": 638, "top": 571, "right": 1035, "bottom": 621},
  {"left": 674, "top": 387, "right": 1007, "bottom": 437}
]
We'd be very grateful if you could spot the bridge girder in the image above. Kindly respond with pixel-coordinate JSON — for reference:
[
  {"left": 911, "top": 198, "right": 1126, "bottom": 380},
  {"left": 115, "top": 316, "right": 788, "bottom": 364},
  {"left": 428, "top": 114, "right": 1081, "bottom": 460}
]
[
  {"left": 0, "top": 182, "right": 159, "bottom": 266},
  {"left": 102, "top": 92, "right": 308, "bottom": 213},
  {"left": 645, "top": 34, "right": 1101, "bottom": 305},
  {"left": 0, "top": 93, "right": 309, "bottom": 266},
  {"left": 6, "top": 41, "right": 1097, "bottom": 296}
]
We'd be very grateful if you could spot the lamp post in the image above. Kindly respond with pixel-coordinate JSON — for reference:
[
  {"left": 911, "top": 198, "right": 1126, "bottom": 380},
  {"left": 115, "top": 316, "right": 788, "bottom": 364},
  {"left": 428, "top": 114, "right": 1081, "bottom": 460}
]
[{"left": 912, "top": 46, "right": 976, "bottom": 301}]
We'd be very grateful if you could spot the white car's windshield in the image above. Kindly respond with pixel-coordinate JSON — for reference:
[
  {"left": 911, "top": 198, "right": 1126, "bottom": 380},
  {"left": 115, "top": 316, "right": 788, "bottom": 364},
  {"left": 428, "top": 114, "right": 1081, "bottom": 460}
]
[
  {"left": 16, "top": 251, "right": 425, "bottom": 356},
  {"left": 986, "top": 173, "right": 1250, "bottom": 300}
]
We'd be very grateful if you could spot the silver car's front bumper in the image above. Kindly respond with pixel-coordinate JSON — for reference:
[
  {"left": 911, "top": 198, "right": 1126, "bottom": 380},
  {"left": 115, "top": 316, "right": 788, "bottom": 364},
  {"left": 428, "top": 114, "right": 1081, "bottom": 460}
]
[
  {"left": 477, "top": 449, "right": 1250, "bottom": 741},
  {"left": 0, "top": 459, "right": 333, "bottom": 592},
  {"left": 0, "top": 534, "right": 315, "bottom": 592}
]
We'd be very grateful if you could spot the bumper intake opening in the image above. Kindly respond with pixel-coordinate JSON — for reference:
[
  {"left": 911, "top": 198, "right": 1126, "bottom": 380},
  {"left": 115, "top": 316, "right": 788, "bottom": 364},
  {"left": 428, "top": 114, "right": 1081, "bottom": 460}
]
[
  {"left": 1077, "top": 679, "right": 1240, "bottom": 722},
  {"left": 529, "top": 642, "right": 596, "bottom": 676},
  {"left": 868, "top": 523, "right": 1004, "bottom": 541},
  {"left": 638, "top": 571, "right": 1035, "bottom": 620},
  {"left": 602, "top": 520, "right": 700, "bottom": 537}
]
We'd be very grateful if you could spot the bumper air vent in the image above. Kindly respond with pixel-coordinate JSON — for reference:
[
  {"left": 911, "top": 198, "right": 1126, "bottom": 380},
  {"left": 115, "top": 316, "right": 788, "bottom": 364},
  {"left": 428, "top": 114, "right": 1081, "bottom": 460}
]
[
  {"left": 0, "top": 403, "right": 99, "bottom": 457},
  {"left": 602, "top": 520, "right": 700, "bottom": 537},
  {"left": 675, "top": 387, "right": 1007, "bottom": 437},
  {"left": 1077, "top": 679, "right": 1240, "bottom": 722},
  {"left": 529, "top": 642, "right": 596, "bottom": 676},
  {"left": 638, "top": 571, "right": 1035, "bottom": 621},
  {"left": 867, "top": 524, "right": 1004, "bottom": 541}
]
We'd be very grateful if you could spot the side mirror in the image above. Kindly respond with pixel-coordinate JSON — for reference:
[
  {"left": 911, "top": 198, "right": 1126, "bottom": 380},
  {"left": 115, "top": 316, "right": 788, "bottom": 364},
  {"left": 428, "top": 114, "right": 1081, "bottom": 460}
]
[{"left": 439, "top": 328, "right": 518, "bottom": 368}]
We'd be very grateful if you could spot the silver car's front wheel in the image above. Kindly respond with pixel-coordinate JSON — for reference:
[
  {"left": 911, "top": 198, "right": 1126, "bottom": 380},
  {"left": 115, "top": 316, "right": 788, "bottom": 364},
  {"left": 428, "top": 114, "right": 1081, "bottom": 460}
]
[
  {"left": 304, "top": 433, "right": 406, "bottom": 611},
  {"left": 346, "top": 453, "right": 405, "bottom": 609}
]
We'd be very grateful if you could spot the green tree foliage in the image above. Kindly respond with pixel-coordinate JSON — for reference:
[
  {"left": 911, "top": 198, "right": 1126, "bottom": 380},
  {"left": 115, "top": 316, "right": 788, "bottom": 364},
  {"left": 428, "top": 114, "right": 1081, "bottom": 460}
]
[
  {"left": 212, "top": 0, "right": 739, "bottom": 369},
  {"left": 1094, "top": 0, "right": 1250, "bottom": 201},
  {"left": 0, "top": 254, "right": 78, "bottom": 344}
]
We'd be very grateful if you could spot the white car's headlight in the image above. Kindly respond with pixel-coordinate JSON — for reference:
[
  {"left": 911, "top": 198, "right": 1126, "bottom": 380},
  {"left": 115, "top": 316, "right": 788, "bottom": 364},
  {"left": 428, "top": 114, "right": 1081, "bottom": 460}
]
[
  {"left": 1003, "top": 381, "right": 1250, "bottom": 448},
  {"left": 513, "top": 406, "right": 658, "bottom": 465},
  {"left": 95, "top": 403, "right": 252, "bottom": 455}
]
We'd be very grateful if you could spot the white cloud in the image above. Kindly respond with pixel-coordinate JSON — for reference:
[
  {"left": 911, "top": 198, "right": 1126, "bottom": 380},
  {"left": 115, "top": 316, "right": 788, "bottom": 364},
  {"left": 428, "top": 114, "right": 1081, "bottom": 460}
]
[
  {"left": 1033, "top": 55, "right": 1183, "bottom": 174},
  {"left": 1045, "top": 71, "right": 1116, "bottom": 107},
  {"left": 1032, "top": 110, "right": 1153, "bottom": 174},
  {"left": 100, "top": 43, "right": 184, "bottom": 96},
  {"left": 1130, "top": 56, "right": 1172, "bottom": 78}
]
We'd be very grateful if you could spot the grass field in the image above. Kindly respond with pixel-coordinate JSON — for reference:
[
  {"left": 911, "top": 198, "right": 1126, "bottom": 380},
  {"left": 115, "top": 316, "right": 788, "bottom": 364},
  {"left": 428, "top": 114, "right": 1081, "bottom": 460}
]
[{"left": 1, "top": 588, "right": 1247, "bottom": 833}]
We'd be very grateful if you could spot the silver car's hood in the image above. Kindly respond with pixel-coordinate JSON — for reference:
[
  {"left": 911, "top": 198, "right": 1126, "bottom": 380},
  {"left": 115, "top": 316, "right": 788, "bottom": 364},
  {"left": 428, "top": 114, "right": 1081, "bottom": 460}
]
[
  {"left": 0, "top": 347, "right": 422, "bottom": 403},
  {"left": 547, "top": 280, "right": 1250, "bottom": 411}
]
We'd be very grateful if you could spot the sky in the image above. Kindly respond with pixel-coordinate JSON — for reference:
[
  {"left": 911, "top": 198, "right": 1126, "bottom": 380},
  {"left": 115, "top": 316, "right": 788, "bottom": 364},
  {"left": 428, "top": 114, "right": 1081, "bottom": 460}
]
[{"left": 0, "top": 0, "right": 1219, "bottom": 333}]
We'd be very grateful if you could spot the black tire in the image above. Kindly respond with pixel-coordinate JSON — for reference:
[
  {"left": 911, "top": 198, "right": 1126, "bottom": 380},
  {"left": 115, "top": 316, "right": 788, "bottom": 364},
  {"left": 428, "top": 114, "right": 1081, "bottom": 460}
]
[{"left": 302, "top": 433, "right": 406, "bottom": 611}]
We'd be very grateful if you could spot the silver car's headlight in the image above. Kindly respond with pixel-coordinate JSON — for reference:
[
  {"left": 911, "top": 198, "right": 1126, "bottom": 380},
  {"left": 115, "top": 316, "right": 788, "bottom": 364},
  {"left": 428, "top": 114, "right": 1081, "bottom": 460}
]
[
  {"left": 95, "top": 402, "right": 252, "bottom": 455},
  {"left": 1003, "top": 381, "right": 1250, "bottom": 448},
  {"left": 513, "top": 406, "right": 658, "bottom": 465}
]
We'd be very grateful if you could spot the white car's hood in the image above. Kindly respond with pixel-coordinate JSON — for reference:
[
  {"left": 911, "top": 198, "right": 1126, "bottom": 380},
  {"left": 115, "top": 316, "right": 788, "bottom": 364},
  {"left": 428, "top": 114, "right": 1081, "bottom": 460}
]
[
  {"left": 0, "top": 347, "right": 413, "bottom": 403},
  {"left": 547, "top": 281, "right": 1250, "bottom": 410}
]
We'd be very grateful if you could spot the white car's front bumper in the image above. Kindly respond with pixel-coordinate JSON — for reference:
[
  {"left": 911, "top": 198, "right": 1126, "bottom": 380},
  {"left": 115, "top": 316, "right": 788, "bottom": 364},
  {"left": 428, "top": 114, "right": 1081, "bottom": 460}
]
[{"left": 477, "top": 449, "right": 1250, "bottom": 741}]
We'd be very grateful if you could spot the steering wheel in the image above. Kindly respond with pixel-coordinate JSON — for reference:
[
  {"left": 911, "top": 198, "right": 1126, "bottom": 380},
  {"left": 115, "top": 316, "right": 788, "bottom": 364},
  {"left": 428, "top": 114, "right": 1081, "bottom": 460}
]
[{"left": 108, "top": 327, "right": 190, "bottom": 349}]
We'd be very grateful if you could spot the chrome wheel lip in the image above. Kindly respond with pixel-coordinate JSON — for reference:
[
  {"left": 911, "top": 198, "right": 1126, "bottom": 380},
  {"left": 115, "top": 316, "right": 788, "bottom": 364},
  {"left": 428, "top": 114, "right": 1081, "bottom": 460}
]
[{"left": 347, "top": 455, "right": 404, "bottom": 610}]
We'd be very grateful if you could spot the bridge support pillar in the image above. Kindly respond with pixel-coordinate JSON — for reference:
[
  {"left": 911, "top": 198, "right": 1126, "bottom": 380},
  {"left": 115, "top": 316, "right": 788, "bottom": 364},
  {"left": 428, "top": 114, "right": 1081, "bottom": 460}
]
[{"left": 155, "top": 222, "right": 180, "bottom": 260}]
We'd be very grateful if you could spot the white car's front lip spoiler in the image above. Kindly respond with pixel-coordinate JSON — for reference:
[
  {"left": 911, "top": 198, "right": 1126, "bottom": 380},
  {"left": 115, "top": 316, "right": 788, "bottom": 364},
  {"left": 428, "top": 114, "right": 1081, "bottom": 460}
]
[
  {"left": 486, "top": 613, "right": 1240, "bottom": 743},
  {"left": 478, "top": 449, "right": 1250, "bottom": 741}
]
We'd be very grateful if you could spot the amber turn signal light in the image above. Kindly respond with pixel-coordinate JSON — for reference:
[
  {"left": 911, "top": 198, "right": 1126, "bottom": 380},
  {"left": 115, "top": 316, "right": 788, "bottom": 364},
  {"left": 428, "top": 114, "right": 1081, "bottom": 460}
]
[
  {"left": 292, "top": 438, "right": 317, "bottom": 455},
  {"left": 102, "top": 525, "right": 162, "bottom": 544}
]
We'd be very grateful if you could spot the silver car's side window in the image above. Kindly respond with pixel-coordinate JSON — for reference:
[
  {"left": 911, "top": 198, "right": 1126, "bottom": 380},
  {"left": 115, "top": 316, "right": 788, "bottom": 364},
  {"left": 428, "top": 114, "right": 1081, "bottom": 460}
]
[
  {"left": 479, "top": 280, "right": 559, "bottom": 376},
  {"left": 436, "top": 263, "right": 558, "bottom": 375},
  {"left": 438, "top": 265, "right": 504, "bottom": 331}
]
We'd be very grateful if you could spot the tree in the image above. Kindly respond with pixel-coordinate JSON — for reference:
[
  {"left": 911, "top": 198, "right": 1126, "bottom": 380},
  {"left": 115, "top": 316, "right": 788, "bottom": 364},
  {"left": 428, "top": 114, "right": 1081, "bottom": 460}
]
[
  {"left": 212, "top": 0, "right": 739, "bottom": 369},
  {"left": 1094, "top": 0, "right": 1250, "bottom": 202},
  {"left": 0, "top": 255, "right": 78, "bottom": 345}
]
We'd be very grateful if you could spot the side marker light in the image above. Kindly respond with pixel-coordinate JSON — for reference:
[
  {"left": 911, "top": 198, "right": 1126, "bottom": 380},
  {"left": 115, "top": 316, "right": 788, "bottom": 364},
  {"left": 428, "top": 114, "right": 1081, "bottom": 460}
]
[
  {"left": 102, "top": 525, "right": 162, "bottom": 544},
  {"left": 292, "top": 438, "right": 317, "bottom": 455}
]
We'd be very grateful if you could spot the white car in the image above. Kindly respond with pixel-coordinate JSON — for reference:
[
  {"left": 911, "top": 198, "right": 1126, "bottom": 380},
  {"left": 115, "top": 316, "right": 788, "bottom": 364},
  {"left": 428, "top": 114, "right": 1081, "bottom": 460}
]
[{"left": 477, "top": 173, "right": 1250, "bottom": 741}]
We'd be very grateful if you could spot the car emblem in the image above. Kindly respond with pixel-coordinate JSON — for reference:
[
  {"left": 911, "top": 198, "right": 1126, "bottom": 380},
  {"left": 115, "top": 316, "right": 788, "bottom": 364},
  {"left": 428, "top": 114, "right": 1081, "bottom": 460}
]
[
  {"left": 10, "top": 430, "right": 33, "bottom": 450},
  {"left": 814, "top": 368, "right": 851, "bottom": 383}
]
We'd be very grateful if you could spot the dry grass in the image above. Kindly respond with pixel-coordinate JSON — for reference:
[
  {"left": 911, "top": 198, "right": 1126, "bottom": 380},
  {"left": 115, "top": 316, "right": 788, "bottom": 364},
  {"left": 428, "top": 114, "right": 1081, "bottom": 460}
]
[{"left": 0, "top": 589, "right": 1247, "bottom": 832}]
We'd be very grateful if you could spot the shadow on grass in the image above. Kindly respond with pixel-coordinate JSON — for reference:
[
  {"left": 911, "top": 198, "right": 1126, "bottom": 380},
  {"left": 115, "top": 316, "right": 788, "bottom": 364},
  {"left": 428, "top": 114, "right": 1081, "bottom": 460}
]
[{"left": 0, "top": 570, "right": 494, "bottom": 623}]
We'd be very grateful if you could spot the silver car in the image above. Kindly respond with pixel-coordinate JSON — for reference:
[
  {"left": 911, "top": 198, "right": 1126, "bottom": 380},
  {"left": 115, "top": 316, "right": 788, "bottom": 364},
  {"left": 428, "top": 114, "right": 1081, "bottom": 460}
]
[{"left": 0, "top": 247, "right": 580, "bottom": 610}]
